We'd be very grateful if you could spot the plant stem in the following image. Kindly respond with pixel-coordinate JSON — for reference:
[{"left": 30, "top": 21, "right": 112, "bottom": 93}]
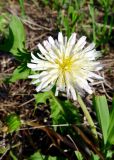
[{"left": 77, "top": 93, "right": 98, "bottom": 140}]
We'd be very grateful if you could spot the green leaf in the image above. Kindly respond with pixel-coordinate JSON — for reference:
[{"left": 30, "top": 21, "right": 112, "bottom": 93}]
[
  {"left": 0, "top": 16, "right": 25, "bottom": 56},
  {"left": 0, "top": 15, "right": 8, "bottom": 33},
  {"left": 106, "top": 150, "right": 114, "bottom": 159},
  {"left": 34, "top": 91, "right": 79, "bottom": 130},
  {"left": 93, "top": 95, "right": 109, "bottom": 144},
  {"left": 34, "top": 92, "right": 51, "bottom": 104},
  {"left": 9, "top": 64, "right": 30, "bottom": 82},
  {"left": 60, "top": 100, "right": 80, "bottom": 124},
  {"left": 75, "top": 151, "right": 83, "bottom": 160},
  {"left": 19, "top": 0, "right": 25, "bottom": 17},
  {"left": 28, "top": 151, "right": 66, "bottom": 160},
  {"left": 34, "top": 91, "right": 65, "bottom": 127},
  {"left": 29, "top": 151, "right": 45, "bottom": 160},
  {"left": 49, "top": 92, "right": 65, "bottom": 126},
  {"left": 10, "top": 151, "right": 18, "bottom": 160},
  {"left": 107, "top": 98, "right": 114, "bottom": 144},
  {"left": 0, "top": 145, "right": 10, "bottom": 154},
  {"left": 5, "top": 114, "right": 21, "bottom": 133},
  {"left": 91, "top": 153, "right": 100, "bottom": 160},
  {"left": 9, "top": 16, "right": 25, "bottom": 55}
]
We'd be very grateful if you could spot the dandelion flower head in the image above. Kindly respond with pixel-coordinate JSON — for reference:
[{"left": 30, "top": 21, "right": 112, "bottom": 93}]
[{"left": 27, "top": 32, "right": 103, "bottom": 100}]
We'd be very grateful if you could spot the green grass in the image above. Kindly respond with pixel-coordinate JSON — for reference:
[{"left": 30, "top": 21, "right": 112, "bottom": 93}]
[{"left": 42, "top": 0, "right": 114, "bottom": 52}]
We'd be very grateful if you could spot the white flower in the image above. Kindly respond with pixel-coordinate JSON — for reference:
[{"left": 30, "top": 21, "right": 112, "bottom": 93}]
[{"left": 27, "top": 32, "right": 103, "bottom": 100}]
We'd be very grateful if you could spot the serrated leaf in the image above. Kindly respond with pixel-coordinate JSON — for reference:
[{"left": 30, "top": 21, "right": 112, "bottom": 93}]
[
  {"left": 93, "top": 95, "right": 109, "bottom": 144},
  {"left": 107, "top": 98, "right": 114, "bottom": 144},
  {"left": 28, "top": 151, "right": 65, "bottom": 160},
  {"left": 49, "top": 93, "right": 65, "bottom": 126},
  {"left": 34, "top": 92, "right": 51, "bottom": 104},
  {"left": 34, "top": 91, "right": 64, "bottom": 127},
  {"left": 9, "top": 64, "right": 30, "bottom": 82},
  {"left": 28, "top": 151, "right": 45, "bottom": 160},
  {"left": 34, "top": 91, "right": 79, "bottom": 129},
  {"left": 60, "top": 100, "right": 80, "bottom": 124},
  {"left": 91, "top": 153, "right": 100, "bottom": 160},
  {"left": 6, "top": 114, "right": 21, "bottom": 133}
]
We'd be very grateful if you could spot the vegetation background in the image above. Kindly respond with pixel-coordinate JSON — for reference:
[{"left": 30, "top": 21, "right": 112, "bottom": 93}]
[{"left": 0, "top": 0, "right": 114, "bottom": 159}]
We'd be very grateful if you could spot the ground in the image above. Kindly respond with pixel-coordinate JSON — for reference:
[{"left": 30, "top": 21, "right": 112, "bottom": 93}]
[{"left": 0, "top": 0, "right": 114, "bottom": 159}]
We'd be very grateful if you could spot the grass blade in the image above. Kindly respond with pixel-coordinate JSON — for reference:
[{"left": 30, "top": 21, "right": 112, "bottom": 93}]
[
  {"left": 107, "top": 98, "right": 114, "bottom": 144},
  {"left": 93, "top": 95, "right": 109, "bottom": 144}
]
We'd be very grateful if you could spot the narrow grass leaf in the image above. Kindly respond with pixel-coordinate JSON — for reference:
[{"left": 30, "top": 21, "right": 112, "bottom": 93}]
[
  {"left": 93, "top": 95, "right": 109, "bottom": 144},
  {"left": 107, "top": 98, "right": 114, "bottom": 144},
  {"left": 10, "top": 151, "right": 18, "bottom": 160},
  {"left": 75, "top": 151, "right": 83, "bottom": 160},
  {"left": 19, "top": 0, "right": 25, "bottom": 17}
]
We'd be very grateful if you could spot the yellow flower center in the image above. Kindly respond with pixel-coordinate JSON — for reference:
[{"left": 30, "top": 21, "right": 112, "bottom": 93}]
[{"left": 56, "top": 57, "right": 72, "bottom": 72}]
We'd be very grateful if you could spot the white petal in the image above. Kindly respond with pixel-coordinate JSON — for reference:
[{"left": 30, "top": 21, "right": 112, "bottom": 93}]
[
  {"left": 42, "top": 82, "right": 55, "bottom": 91},
  {"left": 55, "top": 87, "right": 59, "bottom": 96},
  {"left": 48, "top": 36, "right": 55, "bottom": 45},
  {"left": 70, "top": 85, "right": 77, "bottom": 100},
  {"left": 74, "top": 36, "right": 86, "bottom": 51},
  {"left": 28, "top": 71, "right": 48, "bottom": 79},
  {"left": 83, "top": 42, "right": 95, "bottom": 52},
  {"left": 43, "top": 40, "right": 51, "bottom": 51},
  {"left": 37, "top": 53, "right": 46, "bottom": 60},
  {"left": 27, "top": 63, "right": 37, "bottom": 69},
  {"left": 64, "top": 36, "right": 67, "bottom": 46},
  {"left": 36, "top": 74, "right": 58, "bottom": 92},
  {"left": 31, "top": 52, "right": 39, "bottom": 61},
  {"left": 65, "top": 33, "right": 76, "bottom": 57},
  {"left": 89, "top": 72, "right": 103, "bottom": 80},
  {"left": 28, "top": 74, "right": 40, "bottom": 79},
  {"left": 58, "top": 32, "right": 64, "bottom": 45},
  {"left": 76, "top": 76, "right": 92, "bottom": 94},
  {"left": 31, "top": 79, "right": 40, "bottom": 84},
  {"left": 67, "top": 33, "right": 76, "bottom": 46},
  {"left": 37, "top": 43, "right": 47, "bottom": 54}
]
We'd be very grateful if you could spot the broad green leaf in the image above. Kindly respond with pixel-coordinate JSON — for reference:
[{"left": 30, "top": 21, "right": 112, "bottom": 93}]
[
  {"left": 9, "top": 16, "right": 25, "bottom": 55},
  {"left": 93, "top": 95, "right": 109, "bottom": 144},
  {"left": 107, "top": 98, "right": 114, "bottom": 144},
  {"left": 0, "top": 16, "right": 25, "bottom": 56},
  {"left": 9, "top": 64, "right": 30, "bottom": 82},
  {"left": 5, "top": 114, "right": 21, "bottom": 133}
]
